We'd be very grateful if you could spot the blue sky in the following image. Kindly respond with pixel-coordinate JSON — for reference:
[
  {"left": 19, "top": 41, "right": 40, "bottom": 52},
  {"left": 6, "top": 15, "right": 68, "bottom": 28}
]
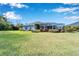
[{"left": 0, "top": 3, "right": 79, "bottom": 25}]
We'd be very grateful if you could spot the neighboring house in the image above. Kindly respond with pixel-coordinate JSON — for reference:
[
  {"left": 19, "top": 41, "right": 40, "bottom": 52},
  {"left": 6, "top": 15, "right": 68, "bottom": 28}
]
[
  {"left": 23, "top": 24, "right": 36, "bottom": 31},
  {"left": 23, "top": 22, "right": 65, "bottom": 32}
]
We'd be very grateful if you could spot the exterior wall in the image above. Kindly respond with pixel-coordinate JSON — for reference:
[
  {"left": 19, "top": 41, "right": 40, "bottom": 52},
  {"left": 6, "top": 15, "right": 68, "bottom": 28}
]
[
  {"left": 23, "top": 26, "right": 31, "bottom": 31},
  {"left": 23, "top": 23, "right": 64, "bottom": 32},
  {"left": 23, "top": 25, "right": 36, "bottom": 31},
  {"left": 30, "top": 26, "right": 36, "bottom": 31}
]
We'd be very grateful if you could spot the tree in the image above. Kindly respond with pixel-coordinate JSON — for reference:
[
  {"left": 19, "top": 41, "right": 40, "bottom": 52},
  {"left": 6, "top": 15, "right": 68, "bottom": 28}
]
[
  {"left": 64, "top": 26, "right": 76, "bottom": 32},
  {"left": 0, "top": 16, "right": 7, "bottom": 30},
  {"left": 74, "top": 26, "right": 79, "bottom": 32},
  {"left": 0, "top": 16, "right": 13, "bottom": 30},
  {"left": 0, "top": 16, "right": 7, "bottom": 22},
  {"left": 16, "top": 23, "right": 24, "bottom": 30}
]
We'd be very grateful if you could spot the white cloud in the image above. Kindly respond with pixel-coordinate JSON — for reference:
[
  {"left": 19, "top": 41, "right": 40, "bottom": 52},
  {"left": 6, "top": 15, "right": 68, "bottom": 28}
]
[
  {"left": 52, "top": 7, "right": 77, "bottom": 13},
  {"left": 0, "top": 3, "right": 29, "bottom": 8},
  {"left": 64, "top": 16, "right": 79, "bottom": 20},
  {"left": 63, "top": 3, "right": 79, "bottom": 6},
  {"left": 0, "top": 3, "right": 8, "bottom": 5},
  {"left": 43, "top": 6, "right": 79, "bottom": 15},
  {"left": 9, "top": 3, "right": 29, "bottom": 8},
  {"left": 3, "top": 11, "right": 22, "bottom": 20}
]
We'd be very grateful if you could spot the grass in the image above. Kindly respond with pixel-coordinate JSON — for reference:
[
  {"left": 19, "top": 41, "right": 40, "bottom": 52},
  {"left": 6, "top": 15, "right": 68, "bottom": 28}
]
[
  {"left": 0, "top": 31, "right": 32, "bottom": 56},
  {"left": 0, "top": 31, "right": 79, "bottom": 55}
]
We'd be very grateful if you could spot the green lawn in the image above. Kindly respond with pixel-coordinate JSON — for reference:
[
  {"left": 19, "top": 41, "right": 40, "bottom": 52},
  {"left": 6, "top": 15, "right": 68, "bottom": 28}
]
[{"left": 0, "top": 31, "right": 79, "bottom": 56}]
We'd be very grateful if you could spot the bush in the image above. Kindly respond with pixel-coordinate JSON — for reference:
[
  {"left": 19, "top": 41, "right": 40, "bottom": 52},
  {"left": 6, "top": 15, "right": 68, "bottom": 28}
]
[{"left": 64, "top": 26, "right": 79, "bottom": 32}]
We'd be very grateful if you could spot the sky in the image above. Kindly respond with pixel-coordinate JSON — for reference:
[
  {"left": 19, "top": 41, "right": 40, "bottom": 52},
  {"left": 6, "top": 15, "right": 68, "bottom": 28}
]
[{"left": 0, "top": 3, "right": 79, "bottom": 25}]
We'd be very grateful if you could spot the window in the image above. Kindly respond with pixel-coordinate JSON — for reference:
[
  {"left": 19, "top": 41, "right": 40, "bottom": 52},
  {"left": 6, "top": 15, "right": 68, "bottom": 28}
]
[
  {"left": 53, "top": 25, "right": 57, "bottom": 29},
  {"left": 47, "top": 26, "right": 52, "bottom": 29}
]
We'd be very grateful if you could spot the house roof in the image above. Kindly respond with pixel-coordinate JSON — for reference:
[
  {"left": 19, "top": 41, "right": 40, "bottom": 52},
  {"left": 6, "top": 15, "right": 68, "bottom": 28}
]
[{"left": 24, "top": 22, "right": 65, "bottom": 27}]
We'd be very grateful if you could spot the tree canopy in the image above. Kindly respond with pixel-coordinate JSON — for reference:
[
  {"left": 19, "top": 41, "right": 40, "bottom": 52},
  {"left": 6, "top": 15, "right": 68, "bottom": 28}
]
[{"left": 0, "top": 16, "right": 12, "bottom": 30}]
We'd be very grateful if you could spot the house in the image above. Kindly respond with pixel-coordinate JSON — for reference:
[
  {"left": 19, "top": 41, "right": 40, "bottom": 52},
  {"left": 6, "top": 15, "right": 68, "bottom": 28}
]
[
  {"left": 23, "top": 24, "right": 36, "bottom": 31},
  {"left": 23, "top": 22, "right": 65, "bottom": 32}
]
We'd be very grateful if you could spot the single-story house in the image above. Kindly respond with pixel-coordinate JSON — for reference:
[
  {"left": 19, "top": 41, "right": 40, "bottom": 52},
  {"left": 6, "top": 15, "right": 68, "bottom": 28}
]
[
  {"left": 23, "top": 24, "right": 35, "bottom": 31},
  {"left": 23, "top": 22, "right": 65, "bottom": 32}
]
